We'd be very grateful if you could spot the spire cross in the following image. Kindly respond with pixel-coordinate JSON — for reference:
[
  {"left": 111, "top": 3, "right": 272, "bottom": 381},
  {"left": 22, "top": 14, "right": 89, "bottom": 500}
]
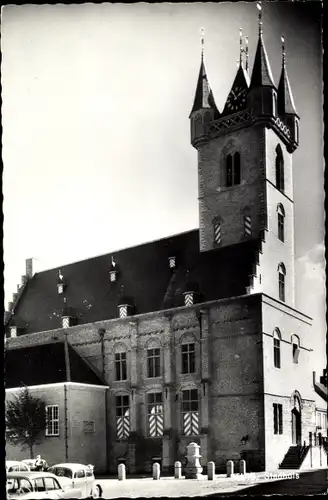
[
  {"left": 257, "top": 1, "right": 263, "bottom": 36},
  {"left": 245, "top": 36, "right": 249, "bottom": 72},
  {"left": 281, "top": 34, "right": 286, "bottom": 66},
  {"left": 200, "top": 27, "right": 205, "bottom": 60}
]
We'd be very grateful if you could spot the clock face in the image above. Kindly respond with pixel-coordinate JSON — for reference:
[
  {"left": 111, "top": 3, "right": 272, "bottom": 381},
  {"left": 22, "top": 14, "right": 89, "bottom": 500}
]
[{"left": 226, "top": 85, "right": 247, "bottom": 112}]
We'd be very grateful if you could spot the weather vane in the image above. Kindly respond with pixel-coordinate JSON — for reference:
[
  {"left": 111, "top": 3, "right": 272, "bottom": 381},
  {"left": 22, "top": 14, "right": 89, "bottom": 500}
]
[
  {"left": 281, "top": 34, "right": 286, "bottom": 65},
  {"left": 239, "top": 28, "right": 243, "bottom": 66},
  {"left": 245, "top": 36, "right": 249, "bottom": 72},
  {"left": 201, "top": 27, "right": 205, "bottom": 59}
]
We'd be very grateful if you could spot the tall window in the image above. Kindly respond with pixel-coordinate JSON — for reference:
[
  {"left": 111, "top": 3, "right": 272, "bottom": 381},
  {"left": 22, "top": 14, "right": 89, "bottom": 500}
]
[
  {"left": 226, "top": 152, "right": 241, "bottom": 187},
  {"left": 277, "top": 204, "right": 285, "bottom": 242},
  {"left": 115, "top": 352, "right": 127, "bottom": 381},
  {"left": 273, "top": 403, "right": 283, "bottom": 434},
  {"left": 116, "top": 395, "right": 130, "bottom": 439},
  {"left": 46, "top": 406, "right": 59, "bottom": 436},
  {"left": 273, "top": 329, "right": 281, "bottom": 369},
  {"left": 182, "top": 389, "right": 199, "bottom": 436},
  {"left": 181, "top": 343, "right": 195, "bottom": 374},
  {"left": 213, "top": 219, "right": 222, "bottom": 245},
  {"left": 147, "top": 348, "right": 161, "bottom": 378},
  {"left": 291, "top": 335, "right": 300, "bottom": 364},
  {"left": 278, "top": 263, "right": 286, "bottom": 302},
  {"left": 275, "top": 145, "right": 284, "bottom": 192},
  {"left": 147, "top": 393, "right": 164, "bottom": 437}
]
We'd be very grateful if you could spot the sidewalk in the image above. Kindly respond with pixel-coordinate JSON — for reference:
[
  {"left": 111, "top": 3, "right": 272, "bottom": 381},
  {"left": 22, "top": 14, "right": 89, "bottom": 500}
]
[{"left": 96, "top": 467, "right": 328, "bottom": 498}]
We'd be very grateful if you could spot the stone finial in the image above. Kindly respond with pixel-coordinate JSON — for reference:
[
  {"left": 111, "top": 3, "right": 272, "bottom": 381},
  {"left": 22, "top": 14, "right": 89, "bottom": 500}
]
[{"left": 185, "top": 442, "right": 203, "bottom": 479}]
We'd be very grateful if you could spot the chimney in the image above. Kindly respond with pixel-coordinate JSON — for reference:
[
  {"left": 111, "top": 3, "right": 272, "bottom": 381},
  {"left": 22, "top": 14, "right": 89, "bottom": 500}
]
[
  {"left": 26, "top": 258, "right": 34, "bottom": 279},
  {"left": 8, "top": 302, "right": 14, "bottom": 312},
  {"left": 21, "top": 275, "right": 28, "bottom": 286}
]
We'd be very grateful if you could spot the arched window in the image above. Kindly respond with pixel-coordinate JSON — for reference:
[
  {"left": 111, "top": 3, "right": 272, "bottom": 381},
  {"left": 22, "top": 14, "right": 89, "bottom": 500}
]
[
  {"left": 226, "top": 152, "right": 241, "bottom": 187},
  {"left": 275, "top": 145, "right": 284, "bottom": 192},
  {"left": 277, "top": 204, "right": 285, "bottom": 242},
  {"left": 278, "top": 263, "right": 286, "bottom": 302},
  {"left": 273, "top": 328, "right": 281, "bottom": 369},
  {"left": 291, "top": 334, "right": 300, "bottom": 364}
]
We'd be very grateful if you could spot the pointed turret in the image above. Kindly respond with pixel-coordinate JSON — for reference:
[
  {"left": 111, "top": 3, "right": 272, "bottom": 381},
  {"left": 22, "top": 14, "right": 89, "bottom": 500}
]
[
  {"left": 248, "top": 2, "right": 277, "bottom": 118},
  {"left": 222, "top": 29, "right": 250, "bottom": 116},
  {"left": 277, "top": 35, "right": 299, "bottom": 149},
  {"left": 190, "top": 29, "right": 219, "bottom": 148},
  {"left": 277, "top": 36, "right": 298, "bottom": 116}
]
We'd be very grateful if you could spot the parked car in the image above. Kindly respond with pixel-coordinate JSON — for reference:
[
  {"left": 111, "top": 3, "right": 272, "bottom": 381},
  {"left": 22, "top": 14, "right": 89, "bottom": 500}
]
[
  {"left": 22, "top": 458, "right": 49, "bottom": 471},
  {"left": 6, "top": 461, "right": 30, "bottom": 473},
  {"left": 6, "top": 471, "right": 82, "bottom": 499},
  {"left": 48, "top": 463, "right": 102, "bottom": 498}
]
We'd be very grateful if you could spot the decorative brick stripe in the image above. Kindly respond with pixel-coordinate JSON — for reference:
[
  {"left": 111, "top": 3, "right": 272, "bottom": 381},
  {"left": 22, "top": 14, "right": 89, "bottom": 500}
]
[
  {"left": 183, "top": 411, "right": 199, "bottom": 436},
  {"left": 117, "top": 410, "right": 130, "bottom": 439},
  {"left": 244, "top": 216, "right": 251, "bottom": 235},
  {"left": 149, "top": 406, "right": 164, "bottom": 437},
  {"left": 214, "top": 223, "right": 221, "bottom": 244}
]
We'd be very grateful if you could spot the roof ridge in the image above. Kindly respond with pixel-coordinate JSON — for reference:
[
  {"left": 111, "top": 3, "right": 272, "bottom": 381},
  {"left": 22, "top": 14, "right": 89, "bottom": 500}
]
[{"left": 31, "top": 228, "right": 199, "bottom": 275}]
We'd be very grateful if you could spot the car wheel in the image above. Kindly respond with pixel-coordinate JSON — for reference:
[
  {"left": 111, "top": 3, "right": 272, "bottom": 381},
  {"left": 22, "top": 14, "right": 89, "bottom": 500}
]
[{"left": 92, "top": 485, "right": 102, "bottom": 498}]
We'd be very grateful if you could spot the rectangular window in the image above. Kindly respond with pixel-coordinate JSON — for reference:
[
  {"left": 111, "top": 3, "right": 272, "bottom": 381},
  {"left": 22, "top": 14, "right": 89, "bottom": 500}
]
[
  {"left": 316, "top": 412, "right": 322, "bottom": 428},
  {"left": 273, "top": 403, "right": 283, "bottom": 435},
  {"left": 322, "top": 413, "right": 327, "bottom": 430},
  {"left": 116, "top": 395, "right": 130, "bottom": 439},
  {"left": 244, "top": 215, "right": 251, "bottom": 236},
  {"left": 182, "top": 389, "right": 199, "bottom": 436},
  {"left": 147, "top": 348, "right": 161, "bottom": 378},
  {"left": 181, "top": 343, "right": 195, "bottom": 374},
  {"left": 46, "top": 405, "right": 59, "bottom": 436},
  {"left": 147, "top": 393, "right": 164, "bottom": 437},
  {"left": 115, "top": 352, "right": 127, "bottom": 381},
  {"left": 274, "top": 339, "right": 281, "bottom": 368}
]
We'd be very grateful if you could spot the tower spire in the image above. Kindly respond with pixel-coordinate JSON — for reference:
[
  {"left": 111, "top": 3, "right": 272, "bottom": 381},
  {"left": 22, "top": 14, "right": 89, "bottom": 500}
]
[
  {"left": 250, "top": 1, "right": 275, "bottom": 88},
  {"left": 277, "top": 34, "right": 298, "bottom": 116}
]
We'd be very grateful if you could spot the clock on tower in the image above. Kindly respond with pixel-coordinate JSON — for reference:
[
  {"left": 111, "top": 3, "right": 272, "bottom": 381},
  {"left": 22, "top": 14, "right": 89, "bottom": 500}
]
[{"left": 226, "top": 85, "right": 247, "bottom": 112}]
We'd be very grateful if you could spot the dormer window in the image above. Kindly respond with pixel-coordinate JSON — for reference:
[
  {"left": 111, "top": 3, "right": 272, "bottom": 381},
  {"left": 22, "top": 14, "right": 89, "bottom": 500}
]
[
  {"left": 62, "top": 316, "right": 71, "bottom": 328},
  {"left": 109, "top": 270, "right": 117, "bottom": 282},
  {"left": 119, "top": 305, "right": 128, "bottom": 318},
  {"left": 184, "top": 292, "right": 194, "bottom": 307},
  {"left": 226, "top": 152, "right": 241, "bottom": 187},
  {"left": 168, "top": 256, "right": 176, "bottom": 269},
  {"left": 10, "top": 326, "right": 17, "bottom": 338}
]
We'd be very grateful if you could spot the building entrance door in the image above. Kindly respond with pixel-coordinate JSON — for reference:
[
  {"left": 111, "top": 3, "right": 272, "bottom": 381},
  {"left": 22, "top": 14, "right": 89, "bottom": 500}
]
[{"left": 291, "top": 408, "right": 302, "bottom": 446}]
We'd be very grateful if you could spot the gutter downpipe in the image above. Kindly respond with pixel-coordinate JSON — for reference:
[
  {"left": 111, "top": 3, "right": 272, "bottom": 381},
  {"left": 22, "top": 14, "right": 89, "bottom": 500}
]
[{"left": 64, "top": 332, "right": 71, "bottom": 463}]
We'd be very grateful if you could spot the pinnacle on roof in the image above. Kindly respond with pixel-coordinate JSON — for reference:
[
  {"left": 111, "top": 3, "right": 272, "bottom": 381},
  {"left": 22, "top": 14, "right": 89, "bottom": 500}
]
[
  {"left": 277, "top": 35, "right": 298, "bottom": 116},
  {"left": 250, "top": 2, "right": 276, "bottom": 89},
  {"left": 190, "top": 29, "right": 219, "bottom": 116}
]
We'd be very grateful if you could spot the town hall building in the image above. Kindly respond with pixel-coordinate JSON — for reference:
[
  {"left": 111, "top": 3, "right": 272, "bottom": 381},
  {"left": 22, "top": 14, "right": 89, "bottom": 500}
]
[{"left": 5, "top": 6, "right": 327, "bottom": 474}]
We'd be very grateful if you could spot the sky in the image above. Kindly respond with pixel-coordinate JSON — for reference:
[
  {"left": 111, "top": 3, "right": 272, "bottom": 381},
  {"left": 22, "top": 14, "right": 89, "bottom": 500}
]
[{"left": 1, "top": 2, "right": 325, "bottom": 367}]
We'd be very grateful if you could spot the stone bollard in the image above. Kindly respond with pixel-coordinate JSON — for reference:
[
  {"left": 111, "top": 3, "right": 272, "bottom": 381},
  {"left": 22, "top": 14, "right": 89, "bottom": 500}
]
[
  {"left": 207, "top": 461, "right": 215, "bottom": 480},
  {"left": 239, "top": 460, "right": 246, "bottom": 475},
  {"left": 185, "top": 442, "right": 203, "bottom": 479},
  {"left": 153, "top": 462, "right": 160, "bottom": 480},
  {"left": 118, "top": 463, "right": 126, "bottom": 481},
  {"left": 226, "top": 460, "right": 234, "bottom": 478},
  {"left": 174, "top": 461, "right": 182, "bottom": 479}
]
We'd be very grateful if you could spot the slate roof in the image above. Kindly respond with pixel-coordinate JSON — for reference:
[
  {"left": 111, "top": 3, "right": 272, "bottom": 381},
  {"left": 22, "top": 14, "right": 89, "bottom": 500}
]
[
  {"left": 277, "top": 65, "right": 298, "bottom": 116},
  {"left": 250, "top": 33, "right": 275, "bottom": 89},
  {"left": 7, "top": 229, "right": 259, "bottom": 335},
  {"left": 5, "top": 342, "right": 105, "bottom": 389},
  {"left": 190, "top": 59, "right": 220, "bottom": 117}
]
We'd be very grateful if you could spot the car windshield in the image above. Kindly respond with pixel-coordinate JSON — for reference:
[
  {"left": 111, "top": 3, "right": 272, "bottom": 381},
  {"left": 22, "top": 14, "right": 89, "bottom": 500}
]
[
  {"left": 7, "top": 478, "right": 33, "bottom": 496},
  {"left": 50, "top": 467, "right": 73, "bottom": 479}
]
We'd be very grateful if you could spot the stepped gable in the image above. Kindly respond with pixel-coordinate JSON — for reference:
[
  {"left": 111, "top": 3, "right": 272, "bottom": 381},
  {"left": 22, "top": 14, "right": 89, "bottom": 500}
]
[
  {"left": 7, "top": 229, "right": 259, "bottom": 334},
  {"left": 5, "top": 342, "right": 105, "bottom": 389}
]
